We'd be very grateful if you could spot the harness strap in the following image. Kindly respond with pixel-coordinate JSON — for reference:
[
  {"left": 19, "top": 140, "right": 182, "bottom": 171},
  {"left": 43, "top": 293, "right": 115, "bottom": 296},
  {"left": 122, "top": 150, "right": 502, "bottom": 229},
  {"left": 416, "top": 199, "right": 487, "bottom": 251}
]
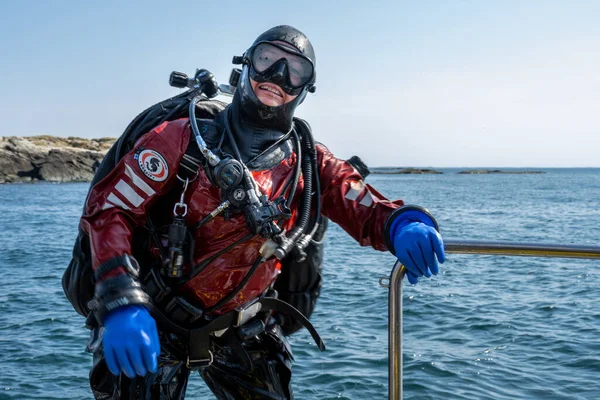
[
  {"left": 259, "top": 298, "right": 326, "bottom": 351},
  {"left": 150, "top": 296, "right": 325, "bottom": 369},
  {"left": 179, "top": 153, "right": 202, "bottom": 177}
]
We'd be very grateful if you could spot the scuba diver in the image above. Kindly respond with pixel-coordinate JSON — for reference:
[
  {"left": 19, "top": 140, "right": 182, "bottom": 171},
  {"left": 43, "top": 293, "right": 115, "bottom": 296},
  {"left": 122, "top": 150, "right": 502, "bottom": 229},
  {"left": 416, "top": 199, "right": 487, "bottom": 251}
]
[{"left": 64, "top": 25, "right": 445, "bottom": 399}]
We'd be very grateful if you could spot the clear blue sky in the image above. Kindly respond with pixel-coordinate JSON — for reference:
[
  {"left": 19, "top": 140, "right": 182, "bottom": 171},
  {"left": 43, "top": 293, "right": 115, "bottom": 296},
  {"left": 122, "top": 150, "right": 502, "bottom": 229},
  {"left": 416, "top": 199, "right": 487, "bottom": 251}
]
[{"left": 1, "top": 1, "right": 599, "bottom": 167}]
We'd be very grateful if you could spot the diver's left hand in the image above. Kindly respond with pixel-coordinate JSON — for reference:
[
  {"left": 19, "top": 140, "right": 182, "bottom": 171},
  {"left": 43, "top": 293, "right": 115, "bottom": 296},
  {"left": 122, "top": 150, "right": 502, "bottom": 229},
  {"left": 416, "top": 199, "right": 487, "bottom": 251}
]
[{"left": 391, "top": 221, "right": 446, "bottom": 285}]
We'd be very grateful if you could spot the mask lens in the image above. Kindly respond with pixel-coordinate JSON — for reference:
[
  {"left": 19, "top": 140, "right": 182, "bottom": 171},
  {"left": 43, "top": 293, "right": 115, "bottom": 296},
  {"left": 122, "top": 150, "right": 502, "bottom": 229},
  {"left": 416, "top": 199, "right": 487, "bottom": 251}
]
[{"left": 250, "top": 43, "right": 314, "bottom": 88}]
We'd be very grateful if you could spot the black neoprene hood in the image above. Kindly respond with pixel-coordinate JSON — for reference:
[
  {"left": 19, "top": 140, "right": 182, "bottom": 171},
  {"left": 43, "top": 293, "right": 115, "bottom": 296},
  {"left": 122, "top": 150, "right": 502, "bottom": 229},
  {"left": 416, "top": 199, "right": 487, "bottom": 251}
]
[
  {"left": 251, "top": 25, "right": 316, "bottom": 67},
  {"left": 229, "top": 25, "right": 317, "bottom": 135}
]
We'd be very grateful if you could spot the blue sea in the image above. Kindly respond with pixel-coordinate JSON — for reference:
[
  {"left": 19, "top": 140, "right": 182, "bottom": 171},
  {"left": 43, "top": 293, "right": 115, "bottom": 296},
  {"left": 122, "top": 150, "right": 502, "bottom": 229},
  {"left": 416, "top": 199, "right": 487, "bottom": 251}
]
[{"left": 1, "top": 168, "right": 600, "bottom": 399}]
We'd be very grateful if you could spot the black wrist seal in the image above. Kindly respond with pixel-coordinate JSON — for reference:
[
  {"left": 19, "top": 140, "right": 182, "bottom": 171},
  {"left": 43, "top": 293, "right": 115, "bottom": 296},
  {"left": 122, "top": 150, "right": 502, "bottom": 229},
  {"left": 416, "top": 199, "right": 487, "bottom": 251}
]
[
  {"left": 346, "top": 155, "right": 370, "bottom": 179},
  {"left": 87, "top": 274, "right": 152, "bottom": 325},
  {"left": 383, "top": 205, "right": 440, "bottom": 255}
]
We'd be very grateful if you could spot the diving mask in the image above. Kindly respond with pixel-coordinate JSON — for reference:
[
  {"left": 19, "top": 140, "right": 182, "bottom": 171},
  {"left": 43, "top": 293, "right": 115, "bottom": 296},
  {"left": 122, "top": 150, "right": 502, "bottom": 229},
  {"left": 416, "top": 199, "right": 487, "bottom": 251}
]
[{"left": 245, "top": 41, "right": 315, "bottom": 96}]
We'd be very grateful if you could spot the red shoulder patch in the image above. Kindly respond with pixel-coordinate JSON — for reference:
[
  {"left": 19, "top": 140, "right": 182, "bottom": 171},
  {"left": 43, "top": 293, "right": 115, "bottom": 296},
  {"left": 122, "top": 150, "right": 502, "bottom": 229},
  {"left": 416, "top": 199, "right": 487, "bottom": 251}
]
[{"left": 138, "top": 149, "right": 169, "bottom": 182}]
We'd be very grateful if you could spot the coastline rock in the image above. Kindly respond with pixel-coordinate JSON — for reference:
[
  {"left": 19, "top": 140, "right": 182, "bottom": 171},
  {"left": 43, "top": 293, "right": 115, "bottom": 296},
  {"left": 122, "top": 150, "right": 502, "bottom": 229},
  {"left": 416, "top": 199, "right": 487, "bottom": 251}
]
[
  {"left": 371, "top": 168, "right": 443, "bottom": 174},
  {"left": 457, "top": 169, "right": 545, "bottom": 174},
  {"left": 0, "top": 136, "right": 116, "bottom": 184}
]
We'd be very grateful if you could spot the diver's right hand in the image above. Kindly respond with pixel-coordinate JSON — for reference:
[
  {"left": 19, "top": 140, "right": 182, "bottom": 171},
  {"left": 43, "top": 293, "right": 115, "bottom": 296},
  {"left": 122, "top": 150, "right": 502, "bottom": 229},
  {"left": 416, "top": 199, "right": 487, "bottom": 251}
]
[{"left": 102, "top": 305, "right": 160, "bottom": 378}]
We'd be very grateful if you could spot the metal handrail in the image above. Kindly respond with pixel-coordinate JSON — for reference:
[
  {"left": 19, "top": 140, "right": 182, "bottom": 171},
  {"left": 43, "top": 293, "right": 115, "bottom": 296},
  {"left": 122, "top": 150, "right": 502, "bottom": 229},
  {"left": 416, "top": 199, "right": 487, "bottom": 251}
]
[
  {"left": 387, "top": 240, "right": 600, "bottom": 400},
  {"left": 388, "top": 260, "right": 405, "bottom": 400},
  {"left": 444, "top": 240, "right": 600, "bottom": 259}
]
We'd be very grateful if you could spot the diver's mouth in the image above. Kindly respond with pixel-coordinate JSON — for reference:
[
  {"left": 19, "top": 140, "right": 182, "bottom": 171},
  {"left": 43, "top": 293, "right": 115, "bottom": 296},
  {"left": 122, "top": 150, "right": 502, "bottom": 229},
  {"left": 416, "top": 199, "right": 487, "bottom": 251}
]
[{"left": 258, "top": 84, "right": 283, "bottom": 98}]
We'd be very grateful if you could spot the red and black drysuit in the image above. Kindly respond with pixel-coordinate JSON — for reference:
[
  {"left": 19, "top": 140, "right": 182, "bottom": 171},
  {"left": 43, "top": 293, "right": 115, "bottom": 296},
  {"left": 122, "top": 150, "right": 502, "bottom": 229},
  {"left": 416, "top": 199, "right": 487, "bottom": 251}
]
[{"left": 82, "top": 117, "right": 404, "bottom": 399}]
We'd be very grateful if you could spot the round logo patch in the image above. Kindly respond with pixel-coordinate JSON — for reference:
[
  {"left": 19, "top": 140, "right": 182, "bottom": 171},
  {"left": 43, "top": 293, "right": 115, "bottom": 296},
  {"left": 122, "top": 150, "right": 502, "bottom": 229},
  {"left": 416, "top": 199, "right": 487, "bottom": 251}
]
[{"left": 138, "top": 150, "right": 168, "bottom": 182}]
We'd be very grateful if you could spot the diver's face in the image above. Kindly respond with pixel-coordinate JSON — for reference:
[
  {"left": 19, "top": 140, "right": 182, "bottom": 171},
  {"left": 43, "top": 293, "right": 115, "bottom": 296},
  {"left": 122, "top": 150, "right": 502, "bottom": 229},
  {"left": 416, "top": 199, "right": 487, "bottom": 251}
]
[{"left": 250, "top": 78, "right": 298, "bottom": 107}]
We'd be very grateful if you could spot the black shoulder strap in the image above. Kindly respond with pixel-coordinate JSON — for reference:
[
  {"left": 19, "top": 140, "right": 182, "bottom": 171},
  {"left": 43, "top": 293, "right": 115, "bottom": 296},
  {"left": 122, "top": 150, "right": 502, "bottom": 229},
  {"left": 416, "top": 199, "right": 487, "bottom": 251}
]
[{"left": 178, "top": 118, "right": 224, "bottom": 180}]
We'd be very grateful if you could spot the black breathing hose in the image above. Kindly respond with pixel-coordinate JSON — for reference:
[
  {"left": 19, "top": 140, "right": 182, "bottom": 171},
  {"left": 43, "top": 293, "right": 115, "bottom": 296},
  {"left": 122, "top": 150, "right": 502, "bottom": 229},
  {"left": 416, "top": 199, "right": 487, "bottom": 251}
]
[
  {"left": 283, "top": 130, "right": 303, "bottom": 208},
  {"left": 189, "top": 233, "right": 255, "bottom": 280},
  {"left": 204, "top": 255, "right": 265, "bottom": 313},
  {"left": 294, "top": 118, "right": 322, "bottom": 240},
  {"left": 307, "top": 164, "right": 322, "bottom": 238},
  {"left": 286, "top": 126, "right": 313, "bottom": 243}
]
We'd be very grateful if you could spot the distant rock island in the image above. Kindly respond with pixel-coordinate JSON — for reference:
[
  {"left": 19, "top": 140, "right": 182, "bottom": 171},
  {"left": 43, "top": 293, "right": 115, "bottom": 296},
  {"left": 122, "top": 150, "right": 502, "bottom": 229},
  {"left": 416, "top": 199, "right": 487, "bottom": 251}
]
[
  {"left": 370, "top": 167, "right": 546, "bottom": 175},
  {"left": 457, "top": 169, "right": 545, "bottom": 174},
  {"left": 0, "top": 136, "right": 116, "bottom": 184},
  {"left": 371, "top": 168, "right": 443, "bottom": 174}
]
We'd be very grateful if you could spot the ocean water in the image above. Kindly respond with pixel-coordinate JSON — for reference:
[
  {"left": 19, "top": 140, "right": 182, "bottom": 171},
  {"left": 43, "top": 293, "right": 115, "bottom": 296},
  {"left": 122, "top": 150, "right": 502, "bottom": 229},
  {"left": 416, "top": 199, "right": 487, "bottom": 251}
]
[{"left": 1, "top": 168, "right": 599, "bottom": 400}]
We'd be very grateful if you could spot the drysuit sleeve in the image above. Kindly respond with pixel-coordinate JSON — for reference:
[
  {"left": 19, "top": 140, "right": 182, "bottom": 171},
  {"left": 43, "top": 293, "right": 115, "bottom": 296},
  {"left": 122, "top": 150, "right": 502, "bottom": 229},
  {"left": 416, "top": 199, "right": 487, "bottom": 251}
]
[
  {"left": 317, "top": 143, "right": 403, "bottom": 251},
  {"left": 80, "top": 119, "right": 191, "bottom": 281}
]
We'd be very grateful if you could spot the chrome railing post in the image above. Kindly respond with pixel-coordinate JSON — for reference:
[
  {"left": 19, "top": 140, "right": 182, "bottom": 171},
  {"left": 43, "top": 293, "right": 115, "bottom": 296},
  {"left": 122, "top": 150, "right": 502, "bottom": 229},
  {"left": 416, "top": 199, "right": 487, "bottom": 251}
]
[{"left": 389, "top": 260, "right": 405, "bottom": 400}]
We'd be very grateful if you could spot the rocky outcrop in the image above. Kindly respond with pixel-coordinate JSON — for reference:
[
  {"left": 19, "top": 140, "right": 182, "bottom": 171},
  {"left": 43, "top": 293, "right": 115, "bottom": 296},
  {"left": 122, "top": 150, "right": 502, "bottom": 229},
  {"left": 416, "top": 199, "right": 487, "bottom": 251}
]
[{"left": 0, "top": 136, "right": 116, "bottom": 184}]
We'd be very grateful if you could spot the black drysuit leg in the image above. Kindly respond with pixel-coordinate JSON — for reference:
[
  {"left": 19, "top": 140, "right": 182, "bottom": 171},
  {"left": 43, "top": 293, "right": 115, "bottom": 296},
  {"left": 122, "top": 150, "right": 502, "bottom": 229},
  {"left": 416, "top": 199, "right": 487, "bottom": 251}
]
[{"left": 88, "top": 324, "right": 294, "bottom": 400}]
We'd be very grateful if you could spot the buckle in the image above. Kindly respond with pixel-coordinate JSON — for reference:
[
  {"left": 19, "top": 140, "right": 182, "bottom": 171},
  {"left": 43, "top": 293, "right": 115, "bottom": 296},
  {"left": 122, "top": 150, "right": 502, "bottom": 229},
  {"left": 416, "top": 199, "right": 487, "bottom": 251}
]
[
  {"left": 186, "top": 351, "right": 213, "bottom": 369},
  {"left": 235, "top": 299, "right": 263, "bottom": 327}
]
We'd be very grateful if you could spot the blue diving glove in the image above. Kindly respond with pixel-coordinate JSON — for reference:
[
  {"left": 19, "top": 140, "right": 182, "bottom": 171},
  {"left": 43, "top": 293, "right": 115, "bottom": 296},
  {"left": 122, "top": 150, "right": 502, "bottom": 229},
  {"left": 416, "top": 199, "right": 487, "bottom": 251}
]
[
  {"left": 388, "top": 208, "right": 446, "bottom": 285},
  {"left": 102, "top": 305, "right": 160, "bottom": 378}
]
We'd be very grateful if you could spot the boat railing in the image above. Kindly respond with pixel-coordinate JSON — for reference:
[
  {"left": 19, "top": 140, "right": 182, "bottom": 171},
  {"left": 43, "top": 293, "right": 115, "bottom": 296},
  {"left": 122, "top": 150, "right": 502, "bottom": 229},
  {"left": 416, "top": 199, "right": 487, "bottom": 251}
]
[{"left": 384, "top": 240, "right": 600, "bottom": 400}]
